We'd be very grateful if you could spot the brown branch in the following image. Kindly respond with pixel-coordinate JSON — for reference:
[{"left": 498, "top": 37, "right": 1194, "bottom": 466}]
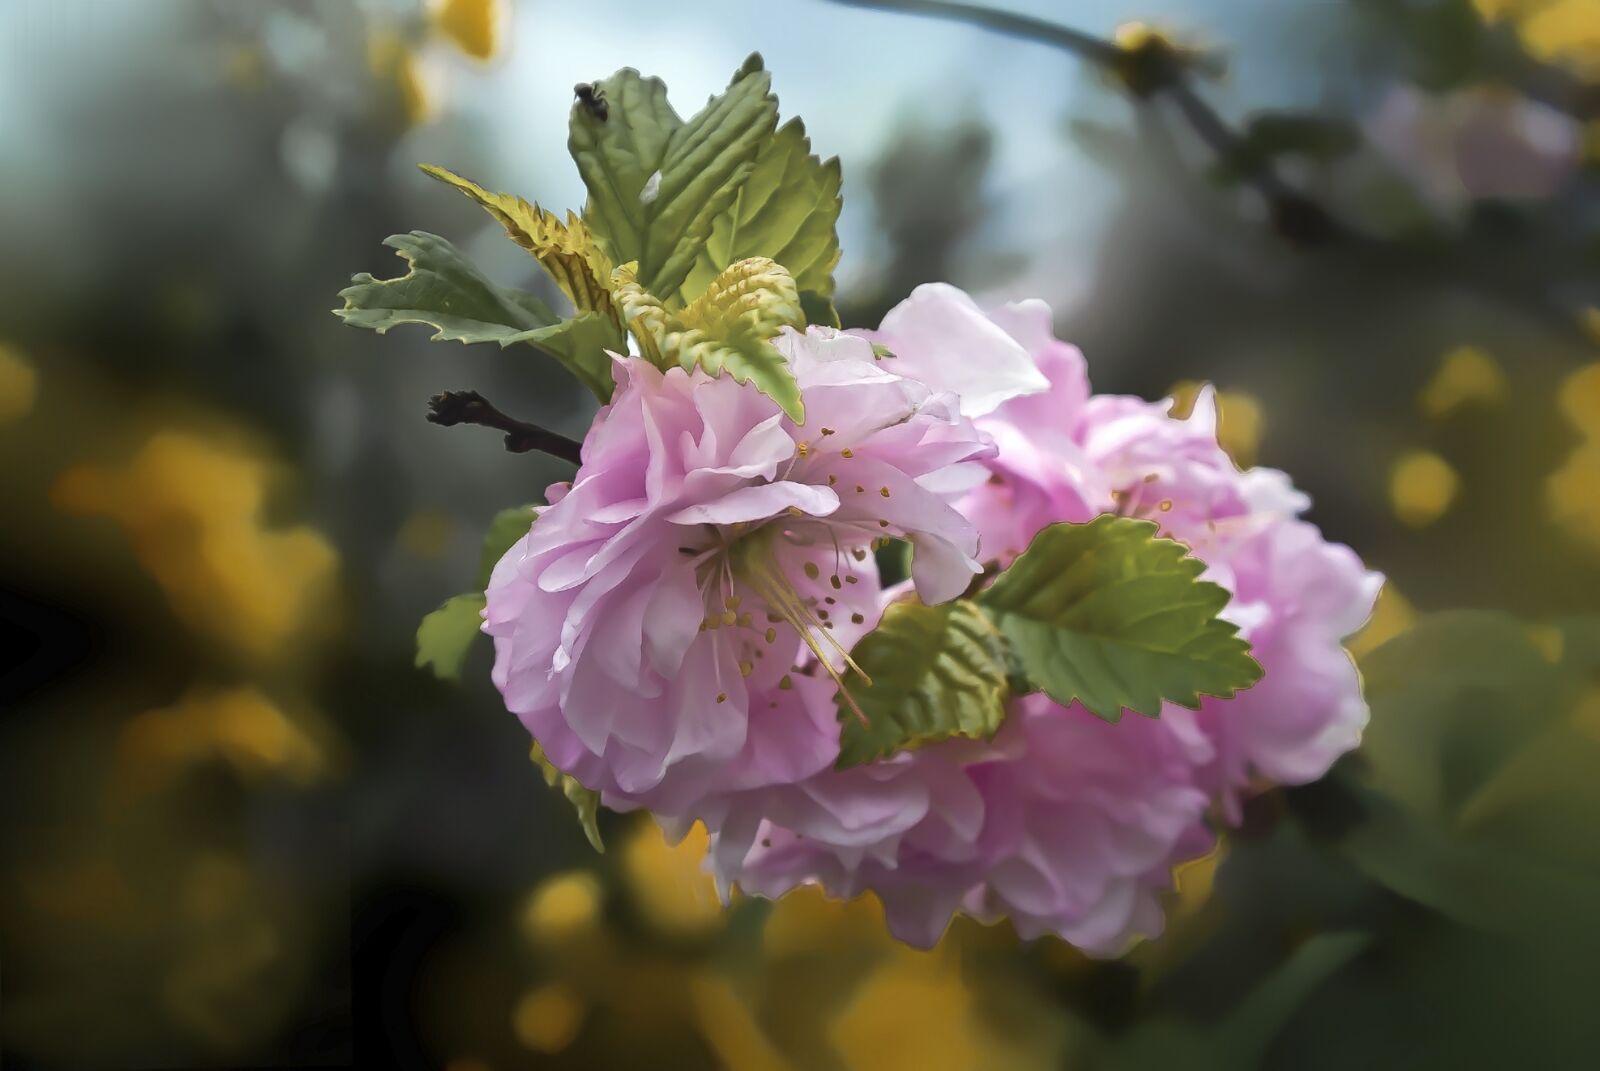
[
  {"left": 830, "top": 0, "right": 1360, "bottom": 247},
  {"left": 426, "top": 390, "right": 583, "bottom": 465}
]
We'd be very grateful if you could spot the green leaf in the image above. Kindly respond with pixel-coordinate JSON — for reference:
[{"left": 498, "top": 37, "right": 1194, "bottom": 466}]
[
  {"left": 1335, "top": 611, "right": 1600, "bottom": 949},
  {"left": 979, "top": 515, "right": 1262, "bottom": 721},
  {"left": 567, "top": 67, "right": 682, "bottom": 271},
  {"left": 532, "top": 742, "right": 604, "bottom": 852},
  {"left": 416, "top": 592, "right": 487, "bottom": 681},
  {"left": 335, "top": 231, "right": 620, "bottom": 399},
  {"left": 799, "top": 289, "right": 841, "bottom": 328},
  {"left": 1111, "top": 932, "right": 1369, "bottom": 1070},
  {"left": 835, "top": 599, "right": 1011, "bottom": 768},
  {"left": 336, "top": 231, "right": 557, "bottom": 338},
  {"left": 613, "top": 256, "right": 805, "bottom": 421},
  {"left": 570, "top": 55, "right": 778, "bottom": 301},
  {"left": 477, "top": 505, "right": 538, "bottom": 588},
  {"left": 678, "top": 117, "right": 842, "bottom": 306},
  {"left": 522, "top": 313, "right": 625, "bottom": 401}
]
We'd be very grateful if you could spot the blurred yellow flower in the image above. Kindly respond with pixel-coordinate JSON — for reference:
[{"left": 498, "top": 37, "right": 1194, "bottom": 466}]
[
  {"left": 180, "top": 856, "right": 252, "bottom": 925},
  {"left": 430, "top": 0, "right": 508, "bottom": 61},
  {"left": 621, "top": 820, "right": 725, "bottom": 937},
  {"left": 1389, "top": 450, "right": 1459, "bottom": 528},
  {"left": 1584, "top": 122, "right": 1600, "bottom": 165},
  {"left": 1474, "top": 0, "right": 1600, "bottom": 78},
  {"left": 520, "top": 870, "right": 603, "bottom": 945},
  {"left": 830, "top": 946, "right": 1055, "bottom": 1071},
  {"left": 113, "top": 687, "right": 331, "bottom": 798},
  {"left": 763, "top": 885, "right": 893, "bottom": 960},
  {"left": 1546, "top": 442, "right": 1600, "bottom": 552},
  {"left": 1418, "top": 346, "right": 1507, "bottom": 419},
  {"left": 397, "top": 509, "right": 455, "bottom": 559},
  {"left": 1349, "top": 584, "right": 1416, "bottom": 660},
  {"left": 20, "top": 858, "right": 137, "bottom": 929},
  {"left": 0, "top": 341, "right": 38, "bottom": 424},
  {"left": 1527, "top": 624, "right": 1566, "bottom": 664},
  {"left": 1556, "top": 362, "right": 1600, "bottom": 440},
  {"left": 511, "top": 983, "right": 585, "bottom": 1053},
  {"left": 52, "top": 429, "right": 338, "bottom": 659},
  {"left": 1168, "top": 382, "right": 1265, "bottom": 468},
  {"left": 162, "top": 917, "right": 283, "bottom": 1050},
  {"left": 690, "top": 973, "right": 798, "bottom": 1071},
  {"left": 368, "top": 30, "right": 435, "bottom": 125},
  {"left": 1572, "top": 686, "right": 1600, "bottom": 743}
]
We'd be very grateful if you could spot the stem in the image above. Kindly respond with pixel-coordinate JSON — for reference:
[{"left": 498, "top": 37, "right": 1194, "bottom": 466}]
[
  {"left": 831, "top": 0, "right": 1357, "bottom": 247},
  {"left": 426, "top": 390, "right": 584, "bottom": 466}
]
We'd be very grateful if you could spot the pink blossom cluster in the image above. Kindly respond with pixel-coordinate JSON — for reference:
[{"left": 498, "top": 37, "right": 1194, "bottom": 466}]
[{"left": 483, "top": 283, "right": 1381, "bottom": 952}]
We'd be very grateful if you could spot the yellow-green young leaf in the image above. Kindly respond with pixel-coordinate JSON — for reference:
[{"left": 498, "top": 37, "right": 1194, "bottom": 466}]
[
  {"left": 609, "top": 261, "right": 672, "bottom": 366},
  {"left": 980, "top": 516, "right": 1262, "bottom": 721},
  {"left": 679, "top": 117, "right": 843, "bottom": 308},
  {"left": 416, "top": 593, "right": 486, "bottom": 681},
  {"left": 570, "top": 55, "right": 778, "bottom": 302},
  {"left": 532, "top": 742, "right": 604, "bottom": 852},
  {"left": 627, "top": 257, "right": 805, "bottom": 421},
  {"left": 836, "top": 599, "right": 1011, "bottom": 768},
  {"left": 420, "top": 164, "right": 617, "bottom": 320},
  {"left": 335, "top": 231, "right": 620, "bottom": 400},
  {"left": 476, "top": 505, "right": 538, "bottom": 588}
]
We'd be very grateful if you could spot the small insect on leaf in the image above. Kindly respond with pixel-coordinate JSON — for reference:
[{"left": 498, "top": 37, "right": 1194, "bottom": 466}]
[{"left": 574, "top": 82, "right": 608, "bottom": 122}]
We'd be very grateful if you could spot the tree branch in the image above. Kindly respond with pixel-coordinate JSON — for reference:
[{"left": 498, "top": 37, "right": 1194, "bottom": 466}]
[
  {"left": 831, "top": 0, "right": 1359, "bottom": 247},
  {"left": 426, "top": 390, "right": 583, "bottom": 466}
]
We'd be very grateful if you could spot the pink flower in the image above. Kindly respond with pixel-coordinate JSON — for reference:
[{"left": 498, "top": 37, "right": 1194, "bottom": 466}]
[
  {"left": 695, "top": 291, "right": 1380, "bottom": 950},
  {"left": 960, "top": 301, "right": 1381, "bottom": 804},
  {"left": 715, "top": 692, "right": 1215, "bottom": 953},
  {"left": 1365, "top": 84, "right": 1581, "bottom": 215},
  {"left": 484, "top": 322, "right": 1035, "bottom": 808}
]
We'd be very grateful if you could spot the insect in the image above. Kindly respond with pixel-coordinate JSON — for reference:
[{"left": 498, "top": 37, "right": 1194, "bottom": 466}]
[{"left": 573, "top": 82, "right": 608, "bottom": 122}]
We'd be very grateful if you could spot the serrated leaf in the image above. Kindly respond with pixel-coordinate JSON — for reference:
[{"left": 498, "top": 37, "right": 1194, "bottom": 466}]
[
  {"left": 477, "top": 505, "right": 538, "bottom": 588},
  {"left": 835, "top": 599, "right": 1011, "bottom": 768},
  {"left": 571, "top": 55, "right": 778, "bottom": 301},
  {"left": 419, "top": 164, "right": 618, "bottom": 321},
  {"left": 336, "top": 231, "right": 557, "bottom": 337},
  {"left": 532, "top": 742, "right": 604, "bottom": 852},
  {"left": 615, "top": 256, "right": 805, "bottom": 421},
  {"left": 335, "top": 231, "right": 620, "bottom": 399},
  {"left": 416, "top": 592, "right": 486, "bottom": 681},
  {"left": 979, "top": 515, "right": 1262, "bottom": 721},
  {"left": 568, "top": 67, "right": 681, "bottom": 269},
  {"left": 679, "top": 118, "right": 842, "bottom": 306}
]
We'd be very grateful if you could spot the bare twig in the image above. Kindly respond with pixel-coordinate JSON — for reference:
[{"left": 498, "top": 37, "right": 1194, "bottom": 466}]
[
  {"left": 426, "top": 390, "right": 583, "bottom": 465},
  {"left": 831, "top": 0, "right": 1359, "bottom": 247}
]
